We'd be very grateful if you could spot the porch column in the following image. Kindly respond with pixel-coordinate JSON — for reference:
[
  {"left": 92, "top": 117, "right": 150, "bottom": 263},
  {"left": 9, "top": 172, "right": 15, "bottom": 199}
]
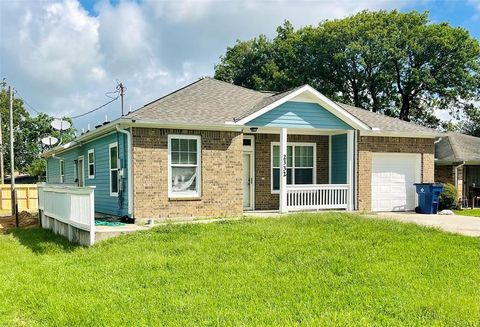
[
  {"left": 346, "top": 130, "right": 355, "bottom": 211},
  {"left": 279, "top": 128, "right": 288, "bottom": 213}
]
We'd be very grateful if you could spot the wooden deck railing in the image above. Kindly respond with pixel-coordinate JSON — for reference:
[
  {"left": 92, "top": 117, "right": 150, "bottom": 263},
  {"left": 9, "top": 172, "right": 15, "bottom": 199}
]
[
  {"left": 286, "top": 184, "right": 349, "bottom": 211},
  {"left": 38, "top": 183, "right": 96, "bottom": 245}
]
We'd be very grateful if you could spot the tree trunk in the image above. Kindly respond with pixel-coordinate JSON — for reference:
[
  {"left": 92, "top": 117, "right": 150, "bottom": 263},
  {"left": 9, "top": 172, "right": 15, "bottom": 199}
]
[
  {"left": 351, "top": 80, "right": 361, "bottom": 108},
  {"left": 399, "top": 95, "right": 410, "bottom": 121},
  {"left": 371, "top": 91, "right": 379, "bottom": 113}
]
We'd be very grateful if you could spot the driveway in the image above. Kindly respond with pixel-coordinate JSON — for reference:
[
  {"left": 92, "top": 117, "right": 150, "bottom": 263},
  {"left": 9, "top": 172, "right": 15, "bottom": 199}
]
[{"left": 370, "top": 212, "right": 480, "bottom": 237}]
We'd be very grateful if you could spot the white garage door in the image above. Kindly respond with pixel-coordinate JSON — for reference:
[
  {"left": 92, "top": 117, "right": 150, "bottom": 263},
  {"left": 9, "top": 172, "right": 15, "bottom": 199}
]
[{"left": 371, "top": 153, "right": 421, "bottom": 212}]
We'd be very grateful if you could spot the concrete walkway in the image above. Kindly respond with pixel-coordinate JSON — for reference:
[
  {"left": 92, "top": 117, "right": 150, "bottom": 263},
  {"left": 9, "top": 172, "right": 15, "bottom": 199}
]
[{"left": 370, "top": 212, "right": 480, "bottom": 237}]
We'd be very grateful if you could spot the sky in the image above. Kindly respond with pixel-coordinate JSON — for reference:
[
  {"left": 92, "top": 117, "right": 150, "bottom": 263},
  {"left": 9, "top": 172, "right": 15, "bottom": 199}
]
[{"left": 0, "top": 0, "right": 479, "bottom": 131}]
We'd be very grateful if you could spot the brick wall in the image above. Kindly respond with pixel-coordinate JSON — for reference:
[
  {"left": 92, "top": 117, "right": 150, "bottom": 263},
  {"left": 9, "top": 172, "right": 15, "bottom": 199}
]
[
  {"left": 253, "top": 133, "right": 329, "bottom": 210},
  {"left": 132, "top": 128, "right": 243, "bottom": 220},
  {"left": 358, "top": 136, "right": 435, "bottom": 212}
]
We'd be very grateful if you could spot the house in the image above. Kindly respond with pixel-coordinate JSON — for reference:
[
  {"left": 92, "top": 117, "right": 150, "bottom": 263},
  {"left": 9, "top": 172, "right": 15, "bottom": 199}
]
[
  {"left": 42, "top": 77, "right": 440, "bottom": 221},
  {"left": 435, "top": 132, "right": 480, "bottom": 206}
]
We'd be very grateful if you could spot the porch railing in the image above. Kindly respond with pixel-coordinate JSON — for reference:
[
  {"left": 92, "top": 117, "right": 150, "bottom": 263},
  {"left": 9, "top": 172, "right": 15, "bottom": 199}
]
[
  {"left": 38, "top": 183, "right": 96, "bottom": 246},
  {"left": 286, "top": 184, "right": 349, "bottom": 211}
]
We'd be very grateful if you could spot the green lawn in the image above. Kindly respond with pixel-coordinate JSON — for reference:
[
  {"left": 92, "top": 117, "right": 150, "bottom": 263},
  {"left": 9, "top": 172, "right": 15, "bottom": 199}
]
[
  {"left": 454, "top": 209, "right": 480, "bottom": 217},
  {"left": 0, "top": 213, "right": 479, "bottom": 326}
]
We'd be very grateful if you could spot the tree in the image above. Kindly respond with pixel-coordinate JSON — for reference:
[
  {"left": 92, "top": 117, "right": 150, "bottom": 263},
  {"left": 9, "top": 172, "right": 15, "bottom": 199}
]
[
  {"left": 459, "top": 103, "right": 480, "bottom": 137},
  {"left": 0, "top": 81, "right": 76, "bottom": 181},
  {"left": 214, "top": 11, "right": 480, "bottom": 128}
]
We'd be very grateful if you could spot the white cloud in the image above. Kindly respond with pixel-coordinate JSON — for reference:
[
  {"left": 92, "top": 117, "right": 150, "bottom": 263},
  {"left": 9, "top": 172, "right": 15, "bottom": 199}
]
[
  {"left": 145, "top": 0, "right": 216, "bottom": 22},
  {"left": 469, "top": 0, "right": 480, "bottom": 19},
  {"left": 0, "top": 0, "right": 419, "bottom": 130},
  {"left": 4, "top": 0, "right": 100, "bottom": 87}
]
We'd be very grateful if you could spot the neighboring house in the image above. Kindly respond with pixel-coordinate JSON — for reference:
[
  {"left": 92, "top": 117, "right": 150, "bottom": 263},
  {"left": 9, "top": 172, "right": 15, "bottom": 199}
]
[
  {"left": 435, "top": 132, "right": 480, "bottom": 205},
  {"left": 42, "top": 78, "right": 440, "bottom": 221}
]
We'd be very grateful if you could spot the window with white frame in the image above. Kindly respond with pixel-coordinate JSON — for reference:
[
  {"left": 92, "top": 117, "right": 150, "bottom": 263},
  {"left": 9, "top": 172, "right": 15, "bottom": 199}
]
[
  {"left": 60, "top": 160, "right": 65, "bottom": 183},
  {"left": 168, "top": 135, "right": 201, "bottom": 198},
  {"left": 88, "top": 149, "right": 95, "bottom": 179},
  {"left": 271, "top": 142, "right": 315, "bottom": 192},
  {"left": 109, "top": 143, "right": 119, "bottom": 196}
]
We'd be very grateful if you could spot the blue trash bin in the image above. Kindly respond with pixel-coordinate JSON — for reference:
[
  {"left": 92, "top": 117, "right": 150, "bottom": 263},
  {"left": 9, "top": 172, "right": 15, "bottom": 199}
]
[{"left": 414, "top": 183, "right": 444, "bottom": 214}]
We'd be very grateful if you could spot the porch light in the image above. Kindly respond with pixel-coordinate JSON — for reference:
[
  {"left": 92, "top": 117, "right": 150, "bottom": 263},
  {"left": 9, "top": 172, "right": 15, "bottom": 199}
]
[{"left": 249, "top": 127, "right": 258, "bottom": 133}]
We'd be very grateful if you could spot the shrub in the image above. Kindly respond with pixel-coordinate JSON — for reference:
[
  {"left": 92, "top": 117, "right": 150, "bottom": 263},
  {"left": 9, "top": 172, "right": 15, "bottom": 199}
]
[{"left": 438, "top": 183, "right": 458, "bottom": 210}]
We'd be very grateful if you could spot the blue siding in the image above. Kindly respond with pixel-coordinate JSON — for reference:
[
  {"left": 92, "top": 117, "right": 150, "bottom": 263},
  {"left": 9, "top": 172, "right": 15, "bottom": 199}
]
[
  {"left": 331, "top": 134, "right": 347, "bottom": 184},
  {"left": 47, "top": 157, "right": 60, "bottom": 183},
  {"left": 247, "top": 101, "right": 353, "bottom": 130},
  {"left": 46, "top": 132, "right": 129, "bottom": 217}
]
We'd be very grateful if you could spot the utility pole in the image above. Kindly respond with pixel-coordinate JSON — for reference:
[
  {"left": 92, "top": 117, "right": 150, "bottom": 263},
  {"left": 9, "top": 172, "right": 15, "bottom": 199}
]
[
  {"left": 119, "top": 82, "right": 125, "bottom": 116},
  {"left": 9, "top": 86, "right": 18, "bottom": 227}
]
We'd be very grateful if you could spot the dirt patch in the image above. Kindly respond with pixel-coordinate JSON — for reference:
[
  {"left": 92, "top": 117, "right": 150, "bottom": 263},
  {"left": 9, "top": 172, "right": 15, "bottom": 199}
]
[{"left": 0, "top": 211, "right": 39, "bottom": 233}]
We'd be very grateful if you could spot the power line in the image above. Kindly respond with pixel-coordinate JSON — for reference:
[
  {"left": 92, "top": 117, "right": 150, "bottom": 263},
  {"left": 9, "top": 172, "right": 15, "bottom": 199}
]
[{"left": 14, "top": 87, "right": 120, "bottom": 120}]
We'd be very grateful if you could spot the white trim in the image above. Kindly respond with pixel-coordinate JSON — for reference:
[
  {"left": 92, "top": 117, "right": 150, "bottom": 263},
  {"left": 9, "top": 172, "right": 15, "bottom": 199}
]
[
  {"left": 109, "top": 142, "right": 119, "bottom": 197},
  {"left": 360, "top": 130, "right": 441, "bottom": 138},
  {"left": 234, "top": 85, "right": 370, "bottom": 130},
  {"left": 116, "top": 126, "right": 133, "bottom": 216},
  {"left": 77, "top": 155, "right": 85, "bottom": 187},
  {"left": 87, "top": 149, "right": 95, "bottom": 179},
  {"left": 346, "top": 131, "right": 354, "bottom": 211},
  {"left": 59, "top": 159, "right": 64, "bottom": 183},
  {"left": 271, "top": 141, "right": 317, "bottom": 194},
  {"left": 167, "top": 134, "right": 202, "bottom": 199},
  {"left": 42, "top": 121, "right": 244, "bottom": 159},
  {"left": 243, "top": 135, "right": 255, "bottom": 210}
]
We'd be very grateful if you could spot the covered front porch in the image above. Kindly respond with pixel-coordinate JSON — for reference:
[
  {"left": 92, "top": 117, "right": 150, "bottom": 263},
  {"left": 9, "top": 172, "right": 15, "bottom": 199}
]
[{"left": 242, "top": 128, "right": 356, "bottom": 213}]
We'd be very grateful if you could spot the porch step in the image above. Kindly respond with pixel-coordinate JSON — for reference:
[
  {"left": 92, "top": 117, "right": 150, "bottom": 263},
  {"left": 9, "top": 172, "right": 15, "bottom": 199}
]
[{"left": 95, "top": 224, "right": 149, "bottom": 242}]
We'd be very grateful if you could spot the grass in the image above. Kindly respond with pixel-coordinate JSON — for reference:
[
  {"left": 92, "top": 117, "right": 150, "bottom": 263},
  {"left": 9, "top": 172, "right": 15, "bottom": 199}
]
[
  {"left": 0, "top": 213, "right": 479, "bottom": 326},
  {"left": 454, "top": 209, "right": 480, "bottom": 217}
]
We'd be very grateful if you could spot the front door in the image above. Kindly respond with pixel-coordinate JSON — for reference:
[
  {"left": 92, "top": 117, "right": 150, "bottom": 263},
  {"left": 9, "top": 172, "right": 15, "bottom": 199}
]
[
  {"left": 243, "top": 153, "right": 253, "bottom": 210},
  {"left": 77, "top": 156, "right": 84, "bottom": 187}
]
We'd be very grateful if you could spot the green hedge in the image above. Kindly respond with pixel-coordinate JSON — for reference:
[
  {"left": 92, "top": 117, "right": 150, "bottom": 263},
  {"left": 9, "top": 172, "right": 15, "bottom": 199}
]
[{"left": 438, "top": 183, "right": 458, "bottom": 210}]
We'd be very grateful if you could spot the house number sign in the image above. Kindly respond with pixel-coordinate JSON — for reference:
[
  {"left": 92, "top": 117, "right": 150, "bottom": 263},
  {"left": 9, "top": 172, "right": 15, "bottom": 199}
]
[{"left": 282, "top": 154, "right": 287, "bottom": 177}]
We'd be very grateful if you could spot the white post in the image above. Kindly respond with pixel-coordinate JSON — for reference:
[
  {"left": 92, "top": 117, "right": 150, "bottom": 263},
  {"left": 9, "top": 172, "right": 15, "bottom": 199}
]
[
  {"left": 89, "top": 189, "right": 95, "bottom": 246},
  {"left": 346, "top": 130, "right": 355, "bottom": 211},
  {"left": 279, "top": 128, "right": 288, "bottom": 213}
]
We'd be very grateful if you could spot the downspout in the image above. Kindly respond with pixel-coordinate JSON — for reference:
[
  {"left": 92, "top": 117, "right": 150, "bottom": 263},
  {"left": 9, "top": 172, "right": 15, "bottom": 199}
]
[{"left": 116, "top": 125, "right": 132, "bottom": 216}]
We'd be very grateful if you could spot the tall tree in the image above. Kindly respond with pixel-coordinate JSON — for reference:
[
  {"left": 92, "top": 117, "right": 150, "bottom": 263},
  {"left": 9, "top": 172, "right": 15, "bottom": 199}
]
[
  {"left": 214, "top": 10, "right": 480, "bottom": 129},
  {"left": 459, "top": 104, "right": 480, "bottom": 137},
  {"left": 0, "top": 81, "right": 76, "bottom": 181}
]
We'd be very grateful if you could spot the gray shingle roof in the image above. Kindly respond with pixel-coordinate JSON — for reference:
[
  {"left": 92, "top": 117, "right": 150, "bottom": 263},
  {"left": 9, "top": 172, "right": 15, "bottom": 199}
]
[
  {"left": 335, "top": 102, "right": 437, "bottom": 134},
  {"left": 127, "top": 78, "right": 272, "bottom": 124},
  {"left": 435, "top": 132, "right": 480, "bottom": 162},
  {"left": 127, "top": 77, "right": 438, "bottom": 135}
]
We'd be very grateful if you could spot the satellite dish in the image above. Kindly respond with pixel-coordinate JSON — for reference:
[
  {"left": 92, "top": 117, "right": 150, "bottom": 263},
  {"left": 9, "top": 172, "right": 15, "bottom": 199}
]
[
  {"left": 51, "top": 119, "right": 71, "bottom": 131},
  {"left": 41, "top": 135, "right": 58, "bottom": 147}
]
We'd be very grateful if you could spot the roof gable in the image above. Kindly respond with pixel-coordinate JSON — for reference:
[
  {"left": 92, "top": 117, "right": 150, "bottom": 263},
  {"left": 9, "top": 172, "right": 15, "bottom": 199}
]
[
  {"left": 235, "top": 85, "right": 370, "bottom": 130},
  {"left": 247, "top": 101, "right": 353, "bottom": 130}
]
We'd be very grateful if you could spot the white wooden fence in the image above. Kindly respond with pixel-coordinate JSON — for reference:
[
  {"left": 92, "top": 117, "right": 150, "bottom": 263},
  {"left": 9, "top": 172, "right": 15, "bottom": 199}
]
[
  {"left": 286, "top": 184, "right": 349, "bottom": 211},
  {"left": 38, "top": 183, "right": 96, "bottom": 246}
]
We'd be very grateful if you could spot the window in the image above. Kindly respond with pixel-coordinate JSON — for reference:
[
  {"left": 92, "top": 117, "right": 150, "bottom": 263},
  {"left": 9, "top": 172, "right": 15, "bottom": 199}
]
[
  {"left": 168, "top": 135, "right": 201, "bottom": 198},
  {"left": 271, "top": 142, "right": 315, "bottom": 192},
  {"left": 88, "top": 149, "right": 95, "bottom": 179},
  {"left": 109, "top": 143, "right": 119, "bottom": 196},
  {"left": 60, "top": 160, "right": 65, "bottom": 183}
]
